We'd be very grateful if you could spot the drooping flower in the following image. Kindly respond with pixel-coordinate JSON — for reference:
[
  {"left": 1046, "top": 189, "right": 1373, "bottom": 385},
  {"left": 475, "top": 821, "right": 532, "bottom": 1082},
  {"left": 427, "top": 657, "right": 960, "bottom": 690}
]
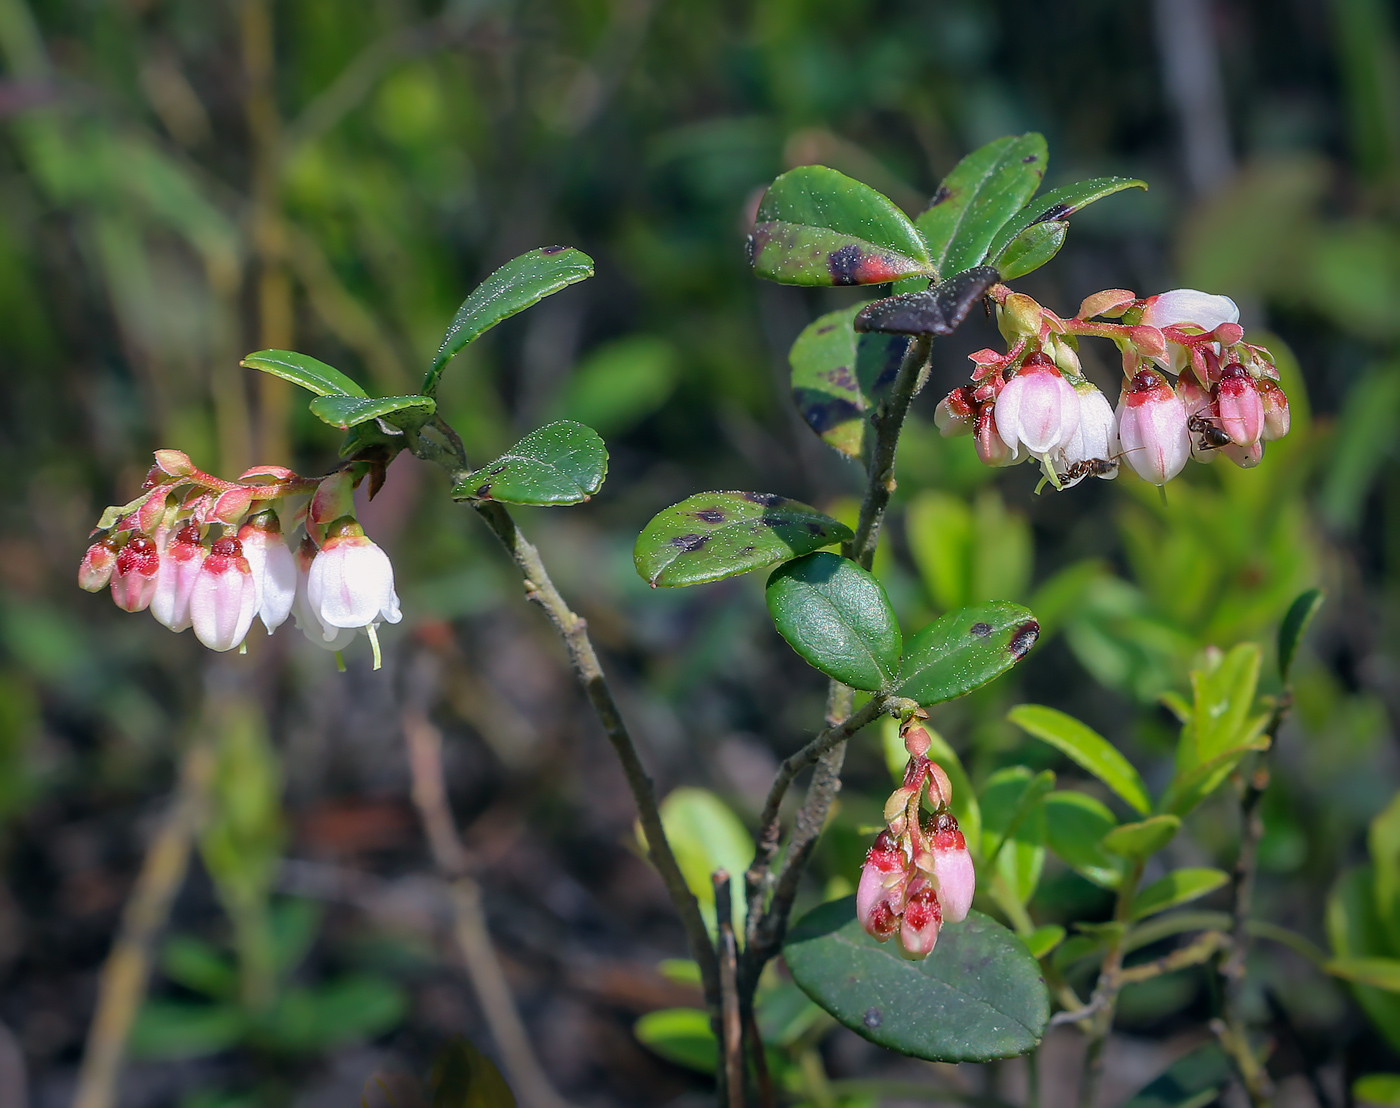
[
  {"left": 189, "top": 536, "right": 259, "bottom": 651},
  {"left": 110, "top": 535, "right": 161, "bottom": 612},
  {"left": 307, "top": 516, "right": 402, "bottom": 639},
  {"left": 995, "top": 353, "right": 1081, "bottom": 458},
  {"left": 1259, "top": 379, "right": 1291, "bottom": 441},
  {"left": 1116, "top": 369, "right": 1191, "bottom": 486},
  {"left": 1215, "top": 364, "right": 1265, "bottom": 446},
  {"left": 1052, "top": 382, "right": 1119, "bottom": 486},
  {"left": 78, "top": 538, "right": 118, "bottom": 592},
  {"left": 150, "top": 523, "right": 207, "bottom": 631},
  {"left": 974, "top": 404, "right": 1016, "bottom": 467},
  {"left": 934, "top": 386, "right": 976, "bottom": 437},
  {"left": 291, "top": 534, "right": 357, "bottom": 653},
  {"left": 238, "top": 511, "right": 297, "bottom": 633},
  {"left": 927, "top": 812, "right": 975, "bottom": 924},
  {"left": 898, "top": 879, "right": 943, "bottom": 959},
  {"left": 1139, "top": 289, "right": 1240, "bottom": 333},
  {"left": 856, "top": 830, "right": 907, "bottom": 942}
]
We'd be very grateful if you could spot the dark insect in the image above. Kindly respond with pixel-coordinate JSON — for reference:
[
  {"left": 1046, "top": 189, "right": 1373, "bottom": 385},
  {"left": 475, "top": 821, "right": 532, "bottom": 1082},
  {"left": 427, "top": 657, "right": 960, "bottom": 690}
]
[
  {"left": 1187, "top": 411, "right": 1230, "bottom": 450},
  {"left": 1057, "top": 456, "right": 1121, "bottom": 485}
]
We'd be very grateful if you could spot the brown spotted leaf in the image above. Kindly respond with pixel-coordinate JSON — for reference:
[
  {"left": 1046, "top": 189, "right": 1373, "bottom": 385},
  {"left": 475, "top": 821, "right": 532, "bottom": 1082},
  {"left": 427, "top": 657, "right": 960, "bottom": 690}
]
[
  {"left": 854, "top": 266, "right": 1000, "bottom": 337},
  {"left": 634, "top": 492, "right": 853, "bottom": 588},
  {"left": 984, "top": 177, "right": 1147, "bottom": 264},
  {"left": 749, "top": 166, "right": 933, "bottom": 287},
  {"left": 896, "top": 602, "right": 1039, "bottom": 706}
]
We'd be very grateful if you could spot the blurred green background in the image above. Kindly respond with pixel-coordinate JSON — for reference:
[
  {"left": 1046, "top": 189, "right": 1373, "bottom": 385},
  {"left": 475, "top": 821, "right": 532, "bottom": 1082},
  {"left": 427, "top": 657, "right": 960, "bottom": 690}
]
[{"left": 2, "top": 0, "right": 1399, "bottom": 1104}]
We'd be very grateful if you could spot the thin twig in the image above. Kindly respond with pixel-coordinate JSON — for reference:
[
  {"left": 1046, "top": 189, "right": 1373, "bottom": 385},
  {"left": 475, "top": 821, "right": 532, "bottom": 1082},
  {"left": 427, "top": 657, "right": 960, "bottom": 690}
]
[
  {"left": 400, "top": 685, "right": 573, "bottom": 1108},
  {"left": 71, "top": 729, "right": 217, "bottom": 1108},
  {"left": 1077, "top": 859, "right": 1144, "bottom": 1108},
  {"left": 1117, "top": 929, "right": 1229, "bottom": 986},
  {"left": 715, "top": 872, "right": 744, "bottom": 1108}
]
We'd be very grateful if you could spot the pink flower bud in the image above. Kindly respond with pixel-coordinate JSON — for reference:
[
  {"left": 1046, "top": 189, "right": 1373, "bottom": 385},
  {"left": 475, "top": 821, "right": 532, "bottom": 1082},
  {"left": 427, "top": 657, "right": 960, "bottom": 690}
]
[
  {"left": 902, "top": 723, "right": 932, "bottom": 759},
  {"left": 78, "top": 539, "right": 118, "bottom": 592},
  {"left": 309, "top": 471, "right": 356, "bottom": 528},
  {"left": 307, "top": 517, "right": 402, "bottom": 637},
  {"left": 1214, "top": 364, "right": 1264, "bottom": 446},
  {"left": 934, "top": 387, "right": 976, "bottom": 437},
  {"left": 1127, "top": 326, "right": 1167, "bottom": 362},
  {"left": 898, "top": 878, "right": 943, "bottom": 959},
  {"left": 1139, "top": 289, "right": 1240, "bottom": 332},
  {"left": 110, "top": 535, "right": 161, "bottom": 612},
  {"left": 210, "top": 486, "right": 254, "bottom": 526},
  {"left": 189, "top": 536, "right": 259, "bottom": 651},
  {"left": 1221, "top": 440, "right": 1264, "bottom": 469},
  {"left": 150, "top": 524, "right": 207, "bottom": 631},
  {"left": 238, "top": 511, "right": 297, "bottom": 633},
  {"left": 975, "top": 405, "right": 1016, "bottom": 467},
  {"left": 996, "top": 354, "right": 1080, "bottom": 457},
  {"left": 1078, "top": 289, "right": 1137, "bottom": 320},
  {"left": 857, "top": 830, "right": 906, "bottom": 942},
  {"left": 1259, "top": 379, "right": 1291, "bottom": 441},
  {"left": 929, "top": 813, "right": 974, "bottom": 924},
  {"left": 1213, "top": 322, "right": 1245, "bottom": 346},
  {"left": 152, "top": 449, "right": 194, "bottom": 477},
  {"left": 1116, "top": 369, "right": 1190, "bottom": 486}
]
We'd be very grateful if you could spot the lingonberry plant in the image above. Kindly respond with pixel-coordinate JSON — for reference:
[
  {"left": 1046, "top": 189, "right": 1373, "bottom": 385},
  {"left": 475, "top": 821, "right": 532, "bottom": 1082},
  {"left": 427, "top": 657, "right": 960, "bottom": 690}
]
[{"left": 78, "top": 134, "right": 1323, "bottom": 1105}]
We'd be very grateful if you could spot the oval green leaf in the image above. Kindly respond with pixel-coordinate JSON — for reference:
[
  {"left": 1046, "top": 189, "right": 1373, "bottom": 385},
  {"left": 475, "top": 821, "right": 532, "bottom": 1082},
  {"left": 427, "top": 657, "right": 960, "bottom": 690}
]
[
  {"left": 1025, "top": 924, "right": 1066, "bottom": 959},
  {"left": 452, "top": 420, "right": 607, "bottom": 506},
  {"left": 634, "top": 1008, "right": 715, "bottom": 1073},
  {"left": 766, "top": 552, "right": 902, "bottom": 691},
  {"left": 750, "top": 166, "right": 933, "bottom": 287},
  {"left": 1102, "top": 815, "right": 1181, "bottom": 859},
  {"left": 1130, "top": 868, "right": 1230, "bottom": 921},
  {"left": 783, "top": 898, "right": 1048, "bottom": 1062},
  {"left": 992, "top": 219, "right": 1067, "bottom": 281},
  {"left": 1278, "top": 586, "right": 1324, "bottom": 683},
  {"left": 916, "top": 133, "right": 1046, "bottom": 278},
  {"left": 1043, "top": 790, "right": 1124, "bottom": 889},
  {"left": 654, "top": 787, "right": 753, "bottom": 934},
  {"left": 308, "top": 393, "right": 435, "bottom": 430},
  {"left": 984, "top": 176, "right": 1149, "bottom": 263},
  {"left": 896, "top": 602, "right": 1039, "bottom": 707},
  {"left": 427, "top": 247, "right": 594, "bottom": 393},
  {"left": 1007, "top": 704, "right": 1151, "bottom": 815},
  {"left": 241, "top": 349, "right": 367, "bottom": 398},
  {"left": 634, "top": 492, "right": 853, "bottom": 588}
]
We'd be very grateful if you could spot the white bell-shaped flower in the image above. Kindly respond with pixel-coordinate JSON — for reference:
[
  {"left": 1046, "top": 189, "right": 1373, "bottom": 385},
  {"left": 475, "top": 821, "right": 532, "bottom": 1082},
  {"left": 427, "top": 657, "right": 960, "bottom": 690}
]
[
  {"left": 238, "top": 511, "right": 297, "bottom": 633},
  {"left": 150, "top": 523, "right": 207, "bottom": 631},
  {"left": 306, "top": 517, "right": 402, "bottom": 638},
  {"left": 189, "top": 536, "right": 259, "bottom": 651},
  {"left": 995, "top": 353, "right": 1080, "bottom": 458}
]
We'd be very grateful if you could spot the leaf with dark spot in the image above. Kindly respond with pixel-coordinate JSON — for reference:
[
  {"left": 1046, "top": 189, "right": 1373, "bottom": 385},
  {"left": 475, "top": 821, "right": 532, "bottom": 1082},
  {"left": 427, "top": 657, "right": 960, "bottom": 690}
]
[
  {"left": 452, "top": 421, "right": 607, "bottom": 506},
  {"left": 897, "top": 602, "right": 1038, "bottom": 706},
  {"left": 635, "top": 492, "right": 852, "bottom": 587},
  {"left": 983, "top": 177, "right": 1147, "bottom": 264},
  {"left": 855, "top": 266, "right": 999, "bottom": 337},
  {"left": 992, "top": 220, "right": 1068, "bottom": 282}
]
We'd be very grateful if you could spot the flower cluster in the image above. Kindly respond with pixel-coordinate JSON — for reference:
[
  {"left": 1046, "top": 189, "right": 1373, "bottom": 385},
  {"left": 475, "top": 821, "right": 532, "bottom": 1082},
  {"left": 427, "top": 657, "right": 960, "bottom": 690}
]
[
  {"left": 78, "top": 450, "right": 401, "bottom": 667},
  {"left": 934, "top": 287, "right": 1291, "bottom": 488},
  {"left": 856, "top": 721, "right": 975, "bottom": 959}
]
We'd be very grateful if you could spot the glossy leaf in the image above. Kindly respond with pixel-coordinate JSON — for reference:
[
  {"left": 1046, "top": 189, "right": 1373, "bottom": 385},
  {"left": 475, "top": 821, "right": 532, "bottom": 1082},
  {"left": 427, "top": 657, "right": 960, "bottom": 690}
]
[
  {"left": 654, "top": 787, "right": 753, "bottom": 934},
  {"left": 980, "top": 767, "right": 1046, "bottom": 905},
  {"left": 896, "top": 602, "right": 1039, "bottom": 707},
  {"left": 427, "top": 247, "right": 594, "bottom": 393},
  {"left": 429, "top": 1036, "right": 518, "bottom": 1108},
  {"left": 750, "top": 166, "right": 932, "bottom": 287},
  {"left": 984, "top": 176, "right": 1149, "bottom": 262},
  {"left": 1008, "top": 704, "right": 1151, "bottom": 815},
  {"left": 241, "top": 349, "right": 367, "bottom": 398},
  {"left": 766, "top": 552, "right": 902, "bottom": 691},
  {"left": 308, "top": 393, "right": 435, "bottom": 430},
  {"left": 634, "top": 492, "right": 852, "bottom": 588},
  {"left": 1328, "top": 865, "right": 1400, "bottom": 1052},
  {"left": 452, "top": 421, "right": 607, "bottom": 506},
  {"left": 1043, "top": 791, "right": 1124, "bottom": 889},
  {"left": 916, "top": 133, "right": 1046, "bottom": 277},
  {"left": 854, "top": 266, "right": 1000, "bottom": 336},
  {"left": 784, "top": 898, "right": 1048, "bottom": 1062},
  {"left": 634, "top": 1008, "right": 716, "bottom": 1074},
  {"left": 1278, "top": 587, "right": 1324, "bottom": 683},
  {"left": 992, "top": 219, "right": 1067, "bottom": 281},
  {"left": 1131, "top": 868, "right": 1230, "bottom": 921},
  {"left": 1119, "top": 1043, "right": 1232, "bottom": 1108},
  {"left": 1102, "top": 815, "right": 1181, "bottom": 859}
]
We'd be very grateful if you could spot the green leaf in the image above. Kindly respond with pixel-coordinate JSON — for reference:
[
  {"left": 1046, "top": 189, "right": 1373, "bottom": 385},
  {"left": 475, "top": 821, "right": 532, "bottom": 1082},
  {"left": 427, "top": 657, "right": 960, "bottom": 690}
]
[
  {"left": 1328, "top": 865, "right": 1400, "bottom": 1052},
  {"left": 634, "top": 1008, "right": 716, "bottom": 1073},
  {"left": 1371, "top": 793, "right": 1400, "bottom": 953},
  {"left": 896, "top": 602, "right": 1039, "bottom": 707},
  {"left": 980, "top": 767, "right": 1046, "bottom": 905},
  {"left": 555, "top": 335, "right": 679, "bottom": 437},
  {"left": 783, "top": 898, "right": 1048, "bottom": 1062},
  {"left": 1278, "top": 587, "right": 1324, "bottom": 683},
  {"left": 241, "top": 349, "right": 367, "bottom": 398},
  {"left": 1131, "top": 868, "right": 1230, "bottom": 921},
  {"left": 452, "top": 421, "right": 607, "bottom": 506},
  {"left": 655, "top": 787, "right": 753, "bottom": 934},
  {"left": 1327, "top": 956, "right": 1400, "bottom": 991},
  {"left": 1102, "top": 815, "right": 1181, "bottom": 859},
  {"left": 161, "top": 935, "right": 237, "bottom": 999},
  {"left": 308, "top": 393, "right": 435, "bottom": 430},
  {"left": 749, "top": 166, "right": 933, "bottom": 286},
  {"left": 130, "top": 999, "right": 246, "bottom": 1060},
  {"left": 787, "top": 305, "right": 910, "bottom": 458},
  {"left": 991, "top": 219, "right": 1067, "bottom": 281},
  {"left": 430, "top": 1036, "right": 518, "bottom": 1108},
  {"left": 765, "top": 552, "right": 902, "bottom": 691},
  {"left": 1025, "top": 924, "right": 1066, "bottom": 959},
  {"left": 1043, "top": 791, "right": 1124, "bottom": 889},
  {"left": 852, "top": 266, "right": 1001, "bottom": 337},
  {"left": 1159, "top": 737, "right": 1270, "bottom": 817},
  {"left": 1186, "top": 643, "right": 1263, "bottom": 768},
  {"left": 269, "top": 897, "right": 322, "bottom": 978},
  {"left": 916, "top": 133, "right": 1047, "bottom": 278},
  {"left": 255, "top": 975, "right": 408, "bottom": 1053},
  {"left": 1119, "top": 1043, "right": 1232, "bottom": 1108},
  {"left": 984, "top": 177, "right": 1149, "bottom": 262},
  {"left": 427, "top": 247, "right": 594, "bottom": 393},
  {"left": 1007, "top": 704, "right": 1151, "bottom": 815},
  {"left": 633, "top": 492, "right": 853, "bottom": 588},
  {"left": 1354, "top": 1074, "right": 1400, "bottom": 1105}
]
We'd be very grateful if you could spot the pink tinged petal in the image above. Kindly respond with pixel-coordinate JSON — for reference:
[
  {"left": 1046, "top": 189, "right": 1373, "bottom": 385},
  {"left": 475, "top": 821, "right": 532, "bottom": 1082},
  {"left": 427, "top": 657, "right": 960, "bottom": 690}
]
[
  {"left": 857, "top": 832, "right": 906, "bottom": 942},
  {"left": 1140, "top": 289, "right": 1240, "bottom": 332},
  {"left": 1260, "top": 380, "right": 1291, "bottom": 441},
  {"left": 150, "top": 525, "right": 207, "bottom": 631},
  {"left": 1215, "top": 365, "right": 1264, "bottom": 446},
  {"left": 78, "top": 540, "right": 118, "bottom": 592},
  {"left": 110, "top": 536, "right": 161, "bottom": 612},
  {"left": 996, "top": 356, "right": 1079, "bottom": 456},
  {"left": 308, "top": 525, "right": 401, "bottom": 633},
  {"left": 929, "top": 816, "right": 975, "bottom": 924},
  {"left": 935, "top": 387, "right": 976, "bottom": 437},
  {"left": 975, "top": 405, "right": 1017, "bottom": 467},
  {"left": 189, "top": 538, "right": 258, "bottom": 651},
  {"left": 1117, "top": 371, "right": 1190, "bottom": 486},
  {"left": 1222, "top": 440, "right": 1264, "bottom": 469},
  {"left": 898, "top": 879, "right": 942, "bottom": 960},
  {"left": 238, "top": 520, "right": 297, "bottom": 633},
  {"left": 1061, "top": 385, "right": 1118, "bottom": 470}
]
